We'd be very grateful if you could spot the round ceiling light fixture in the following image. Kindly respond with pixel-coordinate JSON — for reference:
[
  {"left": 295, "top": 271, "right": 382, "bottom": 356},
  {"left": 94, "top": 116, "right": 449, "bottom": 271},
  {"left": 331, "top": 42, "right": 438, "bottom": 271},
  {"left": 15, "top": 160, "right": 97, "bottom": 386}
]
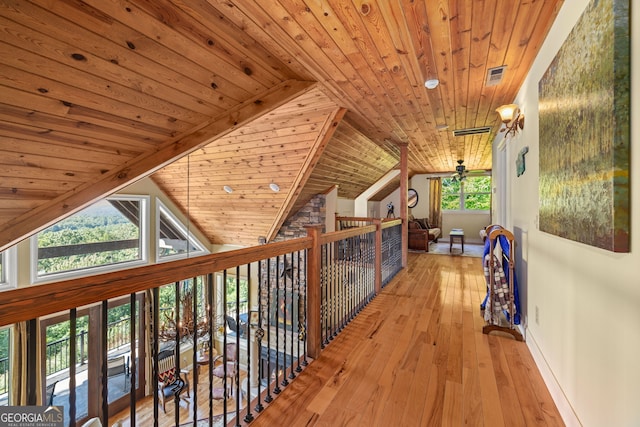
[
  {"left": 223, "top": 185, "right": 233, "bottom": 194},
  {"left": 424, "top": 79, "right": 439, "bottom": 89},
  {"left": 269, "top": 183, "right": 280, "bottom": 192}
]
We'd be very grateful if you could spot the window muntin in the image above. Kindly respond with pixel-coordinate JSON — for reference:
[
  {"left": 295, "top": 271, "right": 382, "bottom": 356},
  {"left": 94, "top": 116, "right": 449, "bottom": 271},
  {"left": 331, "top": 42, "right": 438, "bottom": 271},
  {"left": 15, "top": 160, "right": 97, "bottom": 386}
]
[
  {"left": 442, "top": 176, "right": 491, "bottom": 211},
  {"left": 33, "top": 196, "right": 148, "bottom": 282},
  {"left": 156, "top": 199, "right": 207, "bottom": 261}
]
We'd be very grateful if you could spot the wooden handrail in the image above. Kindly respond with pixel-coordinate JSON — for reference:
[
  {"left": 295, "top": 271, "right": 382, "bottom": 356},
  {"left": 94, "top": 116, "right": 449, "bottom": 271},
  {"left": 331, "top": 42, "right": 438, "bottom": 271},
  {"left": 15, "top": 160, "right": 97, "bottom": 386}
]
[{"left": 0, "top": 237, "right": 311, "bottom": 327}]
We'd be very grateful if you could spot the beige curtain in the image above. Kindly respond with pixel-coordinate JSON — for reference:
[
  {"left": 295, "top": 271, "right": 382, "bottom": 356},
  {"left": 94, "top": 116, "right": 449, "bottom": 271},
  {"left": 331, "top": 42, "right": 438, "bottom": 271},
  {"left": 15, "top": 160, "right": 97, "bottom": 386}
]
[
  {"left": 11, "top": 321, "right": 43, "bottom": 405},
  {"left": 144, "top": 289, "right": 155, "bottom": 396},
  {"left": 429, "top": 177, "right": 442, "bottom": 229}
]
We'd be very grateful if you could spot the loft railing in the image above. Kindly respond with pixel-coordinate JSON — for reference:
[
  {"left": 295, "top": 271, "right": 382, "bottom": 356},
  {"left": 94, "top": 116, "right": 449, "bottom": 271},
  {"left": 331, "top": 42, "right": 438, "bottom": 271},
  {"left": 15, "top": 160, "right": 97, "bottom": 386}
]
[{"left": 0, "top": 219, "right": 402, "bottom": 426}]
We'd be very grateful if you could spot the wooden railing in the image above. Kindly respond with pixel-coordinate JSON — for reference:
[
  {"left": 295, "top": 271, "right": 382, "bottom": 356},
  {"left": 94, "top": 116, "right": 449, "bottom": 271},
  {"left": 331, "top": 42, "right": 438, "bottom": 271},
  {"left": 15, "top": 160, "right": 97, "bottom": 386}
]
[{"left": 0, "top": 219, "right": 403, "bottom": 426}]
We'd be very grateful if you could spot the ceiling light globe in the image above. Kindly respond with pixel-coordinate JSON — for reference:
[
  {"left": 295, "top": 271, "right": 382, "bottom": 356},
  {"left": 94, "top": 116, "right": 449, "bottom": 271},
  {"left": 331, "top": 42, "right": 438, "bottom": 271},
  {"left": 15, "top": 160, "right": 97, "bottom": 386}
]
[{"left": 424, "top": 79, "right": 439, "bottom": 89}]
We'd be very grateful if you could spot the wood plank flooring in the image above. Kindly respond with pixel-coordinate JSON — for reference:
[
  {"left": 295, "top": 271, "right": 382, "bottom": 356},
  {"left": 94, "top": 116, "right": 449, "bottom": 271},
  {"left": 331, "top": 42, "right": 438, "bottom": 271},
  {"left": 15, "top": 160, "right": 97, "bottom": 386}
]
[
  {"left": 111, "top": 251, "right": 563, "bottom": 426},
  {"left": 250, "top": 252, "right": 564, "bottom": 426}
]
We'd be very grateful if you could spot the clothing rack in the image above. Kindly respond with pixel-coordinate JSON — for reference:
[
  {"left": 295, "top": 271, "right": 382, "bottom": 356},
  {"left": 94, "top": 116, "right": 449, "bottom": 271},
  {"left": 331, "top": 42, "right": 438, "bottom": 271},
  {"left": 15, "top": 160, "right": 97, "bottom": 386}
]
[{"left": 482, "top": 225, "right": 523, "bottom": 341}]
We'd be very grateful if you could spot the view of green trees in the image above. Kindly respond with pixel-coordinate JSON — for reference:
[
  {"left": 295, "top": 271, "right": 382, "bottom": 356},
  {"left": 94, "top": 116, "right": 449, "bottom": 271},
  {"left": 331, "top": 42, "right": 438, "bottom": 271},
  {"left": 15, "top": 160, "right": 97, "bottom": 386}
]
[
  {"left": 37, "top": 201, "right": 140, "bottom": 276},
  {"left": 442, "top": 176, "right": 491, "bottom": 211}
]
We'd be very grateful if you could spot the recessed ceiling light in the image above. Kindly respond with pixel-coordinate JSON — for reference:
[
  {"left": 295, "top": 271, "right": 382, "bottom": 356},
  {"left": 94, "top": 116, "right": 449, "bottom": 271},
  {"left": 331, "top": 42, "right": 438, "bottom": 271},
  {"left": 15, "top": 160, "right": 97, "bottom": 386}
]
[
  {"left": 269, "top": 183, "right": 280, "bottom": 192},
  {"left": 424, "top": 79, "right": 439, "bottom": 89},
  {"left": 436, "top": 124, "right": 449, "bottom": 131},
  {"left": 223, "top": 185, "right": 233, "bottom": 193}
]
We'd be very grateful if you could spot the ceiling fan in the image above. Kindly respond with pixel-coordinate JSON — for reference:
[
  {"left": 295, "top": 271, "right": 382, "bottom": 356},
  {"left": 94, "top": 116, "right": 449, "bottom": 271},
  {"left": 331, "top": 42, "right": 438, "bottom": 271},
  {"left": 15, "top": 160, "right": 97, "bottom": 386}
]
[{"left": 451, "top": 160, "right": 485, "bottom": 181}]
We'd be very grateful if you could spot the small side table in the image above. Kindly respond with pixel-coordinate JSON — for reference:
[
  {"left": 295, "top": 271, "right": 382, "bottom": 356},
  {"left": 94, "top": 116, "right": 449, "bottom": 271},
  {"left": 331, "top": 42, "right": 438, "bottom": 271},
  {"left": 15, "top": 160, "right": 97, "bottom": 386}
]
[{"left": 449, "top": 229, "right": 465, "bottom": 253}]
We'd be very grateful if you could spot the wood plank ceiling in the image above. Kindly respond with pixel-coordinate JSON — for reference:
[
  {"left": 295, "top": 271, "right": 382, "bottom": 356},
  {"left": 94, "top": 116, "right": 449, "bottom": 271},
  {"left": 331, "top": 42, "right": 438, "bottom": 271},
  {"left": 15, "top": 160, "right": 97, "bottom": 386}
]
[{"left": 0, "top": 0, "right": 563, "bottom": 249}]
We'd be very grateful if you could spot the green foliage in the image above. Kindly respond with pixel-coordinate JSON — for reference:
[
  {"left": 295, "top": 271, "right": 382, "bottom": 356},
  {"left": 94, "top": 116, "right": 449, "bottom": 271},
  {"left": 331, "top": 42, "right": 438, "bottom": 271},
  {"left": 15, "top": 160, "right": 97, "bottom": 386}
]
[
  {"left": 37, "top": 202, "right": 140, "bottom": 275},
  {"left": 441, "top": 177, "right": 491, "bottom": 211},
  {"left": 0, "top": 329, "right": 9, "bottom": 360}
]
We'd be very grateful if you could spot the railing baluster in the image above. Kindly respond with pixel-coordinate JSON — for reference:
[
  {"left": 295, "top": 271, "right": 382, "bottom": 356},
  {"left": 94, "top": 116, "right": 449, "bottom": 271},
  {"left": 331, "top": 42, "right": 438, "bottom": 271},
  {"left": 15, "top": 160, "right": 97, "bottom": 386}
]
[
  {"left": 101, "top": 301, "right": 108, "bottom": 426},
  {"left": 255, "top": 257, "right": 264, "bottom": 413},
  {"left": 152, "top": 287, "right": 159, "bottom": 427},
  {"left": 129, "top": 293, "right": 136, "bottom": 427},
  {"left": 288, "top": 253, "right": 295, "bottom": 381},
  {"left": 173, "top": 281, "right": 180, "bottom": 427},
  {"left": 192, "top": 277, "right": 198, "bottom": 426},
  {"left": 207, "top": 273, "right": 214, "bottom": 427},
  {"left": 234, "top": 267, "right": 241, "bottom": 426},
  {"left": 264, "top": 259, "right": 272, "bottom": 404},
  {"left": 222, "top": 271, "right": 228, "bottom": 424},
  {"left": 69, "top": 308, "right": 77, "bottom": 427},
  {"left": 295, "top": 251, "right": 302, "bottom": 373},
  {"left": 244, "top": 262, "right": 254, "bottom": 423},
  {"left": 281, "top": 255, "right": 289, "bottom": 388},
  {"left": 273, "top": 256, "right": 281, "bottom": 395}
]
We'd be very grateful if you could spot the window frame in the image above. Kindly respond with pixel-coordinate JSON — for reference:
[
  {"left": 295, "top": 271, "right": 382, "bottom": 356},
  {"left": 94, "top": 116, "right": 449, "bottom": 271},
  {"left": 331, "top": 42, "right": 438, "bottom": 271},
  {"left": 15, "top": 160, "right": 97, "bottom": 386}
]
[
  {"left": 214, "top": 272, "right": 249, "bottom": 339},
  {"left": 0, "top": 247, "right": 17, "bottom": 292},
  {"left": 31, "top": 195, "right": 149, "bottom": 284},
  {"left": 155, "top": 199, "right": 208, "bottom": 262},
  {"left": 441, "top": 175, "right": 492, "bottom": 212}
]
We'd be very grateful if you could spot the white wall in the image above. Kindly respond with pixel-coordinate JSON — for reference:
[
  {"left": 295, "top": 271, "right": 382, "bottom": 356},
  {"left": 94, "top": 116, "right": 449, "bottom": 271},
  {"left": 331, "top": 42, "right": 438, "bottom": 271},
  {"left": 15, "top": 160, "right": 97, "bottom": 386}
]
[
  {"left": 497, "top": 2, "right": 640, "bottom": 426},
  {"left": 325, "top": 186, "right": 338, "bottom": 232},
  {"left": 440, "top": 212, "right": 490, "bottom": 245},
  {"left": 336, "top": 197, "right": 355, "bottom": 217},
  {"left": 409, "top": 174, "right": 430, "bottom": 219}
]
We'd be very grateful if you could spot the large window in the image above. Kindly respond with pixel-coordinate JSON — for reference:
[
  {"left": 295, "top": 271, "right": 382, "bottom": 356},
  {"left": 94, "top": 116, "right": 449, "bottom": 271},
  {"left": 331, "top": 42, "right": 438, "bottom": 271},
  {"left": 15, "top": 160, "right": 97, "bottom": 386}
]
[
  {"left": 441, "top": 176, "right": 491, "bottom": 211},
  {"left": 32, "top": 196, "right": 148, "bottom": 282},
  {"left": 156, "top": 199, "right": 207, "bottom": 261},
  {"left": 215, "top": 272, "right": 249, "bottom": 339}
]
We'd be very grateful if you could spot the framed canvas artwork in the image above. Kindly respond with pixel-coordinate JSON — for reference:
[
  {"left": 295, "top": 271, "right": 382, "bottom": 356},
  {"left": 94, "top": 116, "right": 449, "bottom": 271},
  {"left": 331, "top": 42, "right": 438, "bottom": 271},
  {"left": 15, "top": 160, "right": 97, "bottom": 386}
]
[{"left": 538, "top": 0, "right": 630, "bottom": 252}]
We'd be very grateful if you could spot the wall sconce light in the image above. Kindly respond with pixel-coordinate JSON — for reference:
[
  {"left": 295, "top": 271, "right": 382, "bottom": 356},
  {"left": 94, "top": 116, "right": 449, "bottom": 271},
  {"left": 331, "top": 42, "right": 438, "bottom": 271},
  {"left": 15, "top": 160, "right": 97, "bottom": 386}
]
[{"left": 496, "top": 103, "right": 525, "bottom": 138}]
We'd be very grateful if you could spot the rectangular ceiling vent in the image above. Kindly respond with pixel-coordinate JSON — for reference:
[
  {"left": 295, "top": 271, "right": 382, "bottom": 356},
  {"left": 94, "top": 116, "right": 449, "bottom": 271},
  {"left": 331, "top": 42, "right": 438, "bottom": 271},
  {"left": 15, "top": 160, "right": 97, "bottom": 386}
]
[
  {"left": 452, "top": 126, "right": 492, "bottom": 137},
  {"left": 486, "top": 65, "right": 507, "bottom": 86}
]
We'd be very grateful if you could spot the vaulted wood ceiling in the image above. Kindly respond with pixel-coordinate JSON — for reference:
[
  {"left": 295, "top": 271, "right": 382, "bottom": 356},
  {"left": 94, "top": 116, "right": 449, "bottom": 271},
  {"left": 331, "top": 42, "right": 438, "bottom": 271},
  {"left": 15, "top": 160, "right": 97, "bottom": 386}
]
[{"left": 0, "top": 0, "right": 562, "bottom": 249}]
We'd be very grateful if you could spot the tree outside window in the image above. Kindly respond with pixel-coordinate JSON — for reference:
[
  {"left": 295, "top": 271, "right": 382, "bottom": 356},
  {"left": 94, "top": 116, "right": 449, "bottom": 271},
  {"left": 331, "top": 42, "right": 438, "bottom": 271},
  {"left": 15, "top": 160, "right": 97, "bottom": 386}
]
[
  {"left": 0, "top": 328, "right": 9, "bottom": 405},
  {"left": 441, "top": 176, "right": 491, "bottom": 211},
  {"left": 34, "top": 196, "right": 148, "bottom": 280}
]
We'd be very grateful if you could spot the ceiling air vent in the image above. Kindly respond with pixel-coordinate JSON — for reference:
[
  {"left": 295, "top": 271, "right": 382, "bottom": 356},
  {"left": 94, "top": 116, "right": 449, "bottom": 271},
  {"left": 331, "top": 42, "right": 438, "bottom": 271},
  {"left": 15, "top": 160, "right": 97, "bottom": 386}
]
[
  {"left": 486, "top": 65, "right": 507, "bottom": 86},
  {"left": 452, "top": 126, "right": 492, "bottom": 137}
]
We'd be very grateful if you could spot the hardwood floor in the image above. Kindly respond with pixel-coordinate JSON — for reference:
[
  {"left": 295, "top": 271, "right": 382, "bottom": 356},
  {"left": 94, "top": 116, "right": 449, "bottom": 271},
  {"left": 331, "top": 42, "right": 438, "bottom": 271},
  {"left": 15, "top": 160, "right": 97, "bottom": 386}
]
[
  {"left": 250, "top": 252, "right": 564, "bottom": 426},
  {"left": 111, "top": 252, "right": 563, "bottom": 426}
]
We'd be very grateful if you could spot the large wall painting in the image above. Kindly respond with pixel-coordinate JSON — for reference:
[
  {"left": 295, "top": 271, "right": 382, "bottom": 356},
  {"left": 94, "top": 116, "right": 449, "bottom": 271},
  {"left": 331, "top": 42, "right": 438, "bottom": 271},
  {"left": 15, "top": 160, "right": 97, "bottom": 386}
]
[{"left": 538, "top": 0, "right": 630, "bottom": 252}]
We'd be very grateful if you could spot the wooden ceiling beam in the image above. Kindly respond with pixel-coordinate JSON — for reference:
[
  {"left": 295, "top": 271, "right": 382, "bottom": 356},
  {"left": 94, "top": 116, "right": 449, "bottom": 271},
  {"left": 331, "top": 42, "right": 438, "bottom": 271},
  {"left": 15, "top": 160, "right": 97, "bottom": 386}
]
[
  {"left": 0, "top": 79, "right": 316, "bottom": 251},
  {"left": 266, "top": 107, "right": 347, "bottom": 242}
]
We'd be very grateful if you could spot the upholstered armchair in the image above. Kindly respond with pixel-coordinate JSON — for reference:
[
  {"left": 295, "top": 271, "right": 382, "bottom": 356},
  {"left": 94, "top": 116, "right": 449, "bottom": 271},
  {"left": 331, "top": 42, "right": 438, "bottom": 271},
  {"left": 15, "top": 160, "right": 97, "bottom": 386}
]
[{"left": 157, "top": 348, "right": 190, "bottom": 413}]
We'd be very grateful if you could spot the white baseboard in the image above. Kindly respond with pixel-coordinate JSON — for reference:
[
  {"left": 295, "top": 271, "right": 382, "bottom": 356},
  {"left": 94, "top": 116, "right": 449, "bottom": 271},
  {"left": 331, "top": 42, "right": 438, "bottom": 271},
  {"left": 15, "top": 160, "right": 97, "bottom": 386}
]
[{"left": 526, "top": 330, "right": 582, "bottom": 427}]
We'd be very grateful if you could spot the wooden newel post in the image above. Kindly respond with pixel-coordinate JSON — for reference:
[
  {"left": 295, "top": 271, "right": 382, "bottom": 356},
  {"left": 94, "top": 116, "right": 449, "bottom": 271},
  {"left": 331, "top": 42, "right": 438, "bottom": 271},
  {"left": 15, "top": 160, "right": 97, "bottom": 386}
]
[
  {"left": 304, "top": 225, "right": 323, "bottom": 359},
  {"left": 374, "top": 219, "right": 382, "bottom": 295}
]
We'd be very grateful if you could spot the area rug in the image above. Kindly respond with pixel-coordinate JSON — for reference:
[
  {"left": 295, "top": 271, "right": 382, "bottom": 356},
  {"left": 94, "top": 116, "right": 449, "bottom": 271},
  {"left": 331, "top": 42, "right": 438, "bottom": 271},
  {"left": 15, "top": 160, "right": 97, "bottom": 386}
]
[{"left": 410, "top": 242, "right": 484, "bottom": 258}]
